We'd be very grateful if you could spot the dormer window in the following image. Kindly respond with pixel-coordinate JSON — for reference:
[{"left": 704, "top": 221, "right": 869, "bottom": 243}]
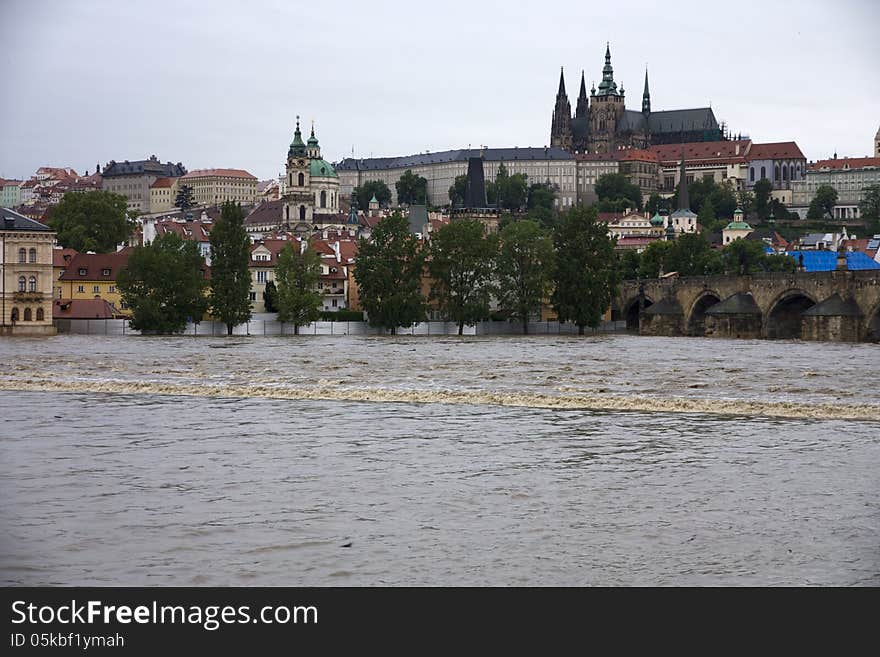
[
  {"left": 78, "top": 268, "right": 87, "bottom": 276},
  {"left": 102, "top": 268, "right": 111, "bottom": 276}
]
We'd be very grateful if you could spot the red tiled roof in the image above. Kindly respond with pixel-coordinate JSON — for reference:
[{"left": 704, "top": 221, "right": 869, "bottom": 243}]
[
  {"left": 53, "top": 298, "right": 118, "bottom": 319},
  {"left": 181, "top": 168, "right": 256, "bottom": 180},
  {"left": 650, "top": 140, "right": 751, "bottom": 165},
  {"left": 619, "top": 149, "right": 659, "bottom": 162},
  {"left": 245, "top": 200, "right": 283, "bottom": 225},
  {"left": 59, "top": 250, "right": 131, "bottom": 281},
  {"left": 150, "top": 177, "right": 176, "bottom": 189},
  {"left": 809, "top": 157, "right": 880, "bottom": 171},
  {"left": 52, "top": 247, "right": 78, "bottom": 268},
  {"left": 155, "top": 220, "right": 212, "bottom": 241},
  {"left": 747, "top": 142, "right": 805, "bottom": 161},
  {"left": 598, "top": 212, "right": 624, "bottom": 222},
  {"left": 574, "top": 152, "right": 622, "bottom": 162}
]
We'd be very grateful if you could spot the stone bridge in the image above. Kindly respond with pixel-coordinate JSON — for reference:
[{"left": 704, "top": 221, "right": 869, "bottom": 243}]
[{"left": 612, "top": 270, "right": 880, "bottom": 342}]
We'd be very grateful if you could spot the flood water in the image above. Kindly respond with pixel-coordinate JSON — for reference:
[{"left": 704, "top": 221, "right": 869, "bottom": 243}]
[{"left": 1, "top": 334, "right": 878, "bottom": 585}]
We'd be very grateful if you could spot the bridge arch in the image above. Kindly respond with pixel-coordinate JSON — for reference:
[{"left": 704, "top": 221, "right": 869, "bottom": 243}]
[
  {"left": 621, "top": 296, "right": 653, "bottom": 331},
  {"left": 686, "top": 290, "right": 722, "bottom": 336},
  {"left": 764, "top": 288, "right": 817, "bottom": 339},
  {"left": 865, "top": 300, "right": 880, "bottom": 342}
]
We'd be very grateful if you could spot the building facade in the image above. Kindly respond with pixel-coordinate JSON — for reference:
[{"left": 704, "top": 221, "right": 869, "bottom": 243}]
[
  {"left": 58, "top": 250, "right": 132, "bottom": 315},
  {"left": 337, "top": 147, "right": 577, "bottom": 208},
  {"left": 149, "top": 177, "right": 180, "bottom": 213},
  {"left": 1, "top": 208, "right": 56, "bottom": 335},
  {"left": 790, "top": 156, "right": 880, "bottom": 219},
  {"left": 101, "top": 156, "right": 186, "bottom": 213},
  {"left": 179, "top": 169, "right": 257, "bottom": 208},
  {"left": 551, "top": 45, "right": 722, "bottom": 154},
  {"left": 282, "top": 118, "right": 340, "bottom": 229},
  {"left": 1, "top": 180, "right": 23, "bottom": 207}
]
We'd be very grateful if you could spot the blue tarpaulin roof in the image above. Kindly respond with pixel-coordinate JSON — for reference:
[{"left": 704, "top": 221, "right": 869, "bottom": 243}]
[{"left": 784, "top": 251, "right": 880, "bottom": 271}]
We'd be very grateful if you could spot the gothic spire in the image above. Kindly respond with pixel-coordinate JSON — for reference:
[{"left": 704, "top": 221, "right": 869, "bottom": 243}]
[
  {"left": 642, "top": 69, "right": 651, "bottom": 114},
  {"left": 575, "top": 70, "right": 589, "bottom": 118},
  {"left": 677, "top": 147, "right": 690, "bottom": 211},
  {"left": 579, "top": 70, "right": 587, "bottom": 100},
  {"left": 557, "top": 67, "right": 566, "bottom": 96},
  {"left": 597, "top": 43, "right": 618, "bottom": 96}
]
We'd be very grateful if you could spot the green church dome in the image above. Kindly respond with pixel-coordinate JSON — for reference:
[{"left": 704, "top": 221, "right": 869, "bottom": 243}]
[
  {"left": 650, "top": 212, "right": 665, "bottom": 226},
  {"left": 310, "top": 158, "right": 337, "bottom": 178}
]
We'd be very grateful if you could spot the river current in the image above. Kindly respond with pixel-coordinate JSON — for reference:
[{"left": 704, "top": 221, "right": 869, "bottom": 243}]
[{"left": 1, "top": 334, "right": 878, "bottom": 585}]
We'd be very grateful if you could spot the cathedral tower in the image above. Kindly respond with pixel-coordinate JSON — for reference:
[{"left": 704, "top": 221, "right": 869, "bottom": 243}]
[
  {"left": 550, "top": 68, "right": 573, "bottom": 151},
  {"left": 283, "top": 116, "right": 314, "bottom": 226},
  {"left": 588, "top": 44, "right": 626, "bottom": 153}
]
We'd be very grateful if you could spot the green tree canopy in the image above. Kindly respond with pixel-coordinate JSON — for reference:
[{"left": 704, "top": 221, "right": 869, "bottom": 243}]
[
  {"left": 275, "top": 241, "right": 322, "bottom": 333},
  {"left": 175, "top": 184, "right": 196, "bottom": 213},
  {"left": 806, "top": 185, "right": 839, "bottom": 220},
  {"left": 595, "top": 173, "right": 642, "bottom": 212},
  {"left": 353, "top": 180, "right": 392, "bottom": 211},
  {"left": 488, "top": 164, "right": 529, "bottom": 211},
  {"left": 448, "top": 174, "right": 468, "bottom": 207},
  {"left": 427, "top": 219, "right": 498, "bottom": 334},
  {"left": 395, "top": 169, "right": 428, "bottom": 206},
  {"left": 263, "top": 279, "right": 278, "bottom": 313},
  {"left": 117, "top": 232, "right": 208, "bottom": 334},
  {"left": 551, "top": 205, "right": 618, "bottom": 333},
  {"left": 665, "top": 232, "right": 717, "bottom": 276},
  {"left": 617, "top": 249, "right": 641, "bottom": 281},
  {"left": 48, "top": 190, "right": 134, "bottom": 253},
  {"left": 737, "top": 190, "right": 755, "bottom": 219},
  {"left": 753, "top": 178, "right": 773, "bottom": 220},
  {"left": 697, "top": 200, "right": 718, "bottom": 233},
  {"left": 208, "top": 201, "right": 252, "bottom": 335},
  {"left": 859, "top": 184, "right": 880, "bottom": 234},
  {"left": 720, "top": 239, "right": 795, "bottom": 275},
  {"left": 354, "top": 211, "right": 426, "bottom": 333},
  {"left": 645, "top": 192, "right": 668, "bottom": 215},
  {"left": 495, "top": 219, "right": 555, "bottom": 334},
  {"left": 638, "top": 240, "right": 674, "bottom": 278}
]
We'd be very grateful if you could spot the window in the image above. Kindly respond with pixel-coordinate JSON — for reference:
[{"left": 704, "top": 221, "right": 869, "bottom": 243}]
[
  {"left": 11, "top": 308, "right": 19, "bottom": 323},
  {"left": 79, "top": 268, "right": 87, "bottom": 276},
  {"left": 299, "top": 205, "right": 306, "bottom": 221},
  {"left": 18, "top": 276, "right": 26, "bottom": 292},
  {"left": 29, "top": 248, "right": 37, "bottom": 263},
  {"left": 77, "top": 285, "right": 85, "bottom": 293},
  {"left": 774, "top": 165, "right": 780, "bottom": 181},
  {"left": 332, "top": 299, "right": 337, "bottom": 308},
  {"left": 93, "top": 285, "right": 100, "bottom": 293},
  {"left": 285, "top": 206, "right": 290, "bottom": 221},
  {"left": 109, "top": 286, "right": 116, "bottom": 293},
  {"left": 29, "top": 276, "right": 37, "bottom": 292},
  {"left": 102, "top": 268, "right": 111, "bottom": 276},
  {"left": 36, "top": 308, "right": 44, "bottom": 321},
  {"left": 249, "top": 292, "right": 256, "bottom": 301},
  {"left": 760, "top": 166, "right": 766, "bottom": 179},
  {"left": 18, "top": 248, "right": 26, "bottom": 263},
  {"left": 782, "top": 165, "right": 788, "bottom": 181},
  {"left": 257, "top": 271, "right": 267, "bottom": 283},
  {"left": 24, "top": 308, "right": 32, "bottom": 321},
  {"left": 320, "top": 191, "right": 327, "bottom": 208},
  {"left": 750, "top": 167, "right": 755, "bottom": 182},
  {"left": 298, "top": 173, "right": 304, "bottom": 186}
]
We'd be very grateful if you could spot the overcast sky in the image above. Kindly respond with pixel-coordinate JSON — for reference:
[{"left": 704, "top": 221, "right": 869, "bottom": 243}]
[{"left": 1, "top": 0, "right": 878, "bottom": 181}]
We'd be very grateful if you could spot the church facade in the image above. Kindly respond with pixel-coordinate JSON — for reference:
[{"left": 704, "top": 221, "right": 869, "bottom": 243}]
[
  {"left": 281, "top": 117, "right": 340, "bottom": 230},
  {"left": 551, "top": 45, "right": 723, "bottom": 154}
]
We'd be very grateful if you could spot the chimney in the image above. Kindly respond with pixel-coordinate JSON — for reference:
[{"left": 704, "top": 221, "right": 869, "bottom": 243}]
[{"left": 735, "top": 143, "right": 739, "bottom": 156}]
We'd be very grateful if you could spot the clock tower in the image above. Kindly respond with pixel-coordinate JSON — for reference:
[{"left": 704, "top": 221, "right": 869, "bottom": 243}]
[{"left": 283, "top": 116, "right": 313, "bottom": 227}]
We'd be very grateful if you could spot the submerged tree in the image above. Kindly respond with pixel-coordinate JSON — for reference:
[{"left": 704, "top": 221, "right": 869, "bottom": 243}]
[
  {"left": 495, "top": 219, "right": 555, "bottom": 334},
  {"left": 275, "top": 241, "right": 322, "bottom": 334},
  {"left": 209, "top": 201, "right": 252, "bottom": 335}
]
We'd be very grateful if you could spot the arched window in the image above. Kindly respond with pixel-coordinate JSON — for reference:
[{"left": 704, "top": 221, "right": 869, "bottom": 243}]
[
  {"left": 298, "top": 173, "right": 304, "bottom": 186},
  {"left": 782, "top": 165, "right": 788, "bottom": 181},
  {"left": 299, "top": 205, "right": 306, "bottom": 221},
  {"left": 29, "top": 276, "right": 37, "bottom": 292},
  {"left": 18, "top": 248, "right": 26, "bottom": 263},
  {"left": 289, "top": 173, "right": 292, "bottom": 186},
  {"left": 29, "top": 248, "right": 37, "bottom": 263},
  {"left": 24, "top": 308, "right": 32, "bottom": 321},
  {"left": 760, "top": 166, "right": 766, "bottom": 180},
  {"left": 285, "top": 206, "right": 290, "bottom": 221},
  {"left": 774, "top": 165, "right": 780, "bottom": 180},
  {"left": 18, "top": 276, "right": 26, "bottom": 292},
  {"left": 36, "top": 308, "right": 44, "bottom": 321},
  {"left": 320, "top": 191, "right": 327, "bottom": 208},
  {"left": 11, "top": 308, "right": 19, "bottom": 323},
  {"left": 750, "top": 167, "right": 755, "bottom": 182}
]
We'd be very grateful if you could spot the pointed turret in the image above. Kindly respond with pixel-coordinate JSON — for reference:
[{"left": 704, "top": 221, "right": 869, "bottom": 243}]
[
  {"left": 557, "top": 67, "right": 566, "bottom": 96},
  {"left": 288, "top": 115, "right": 306, "bottom": 159},
  {"left": 596, "top": 42, "right": 618, "bottom": 96},
  {"left": 642, "top": 69, "right": 651, "bottom": 115},
  {"left": 550, "top": 67, "right": 573, "bottom": 150},
  {"left": 575, "top": 70, "right": 589, "bottom": 118}
]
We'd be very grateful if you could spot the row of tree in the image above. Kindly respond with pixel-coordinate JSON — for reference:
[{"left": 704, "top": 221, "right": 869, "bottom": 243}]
[{"left": 354, "top": 206, "right": 617, "bottom": 335}]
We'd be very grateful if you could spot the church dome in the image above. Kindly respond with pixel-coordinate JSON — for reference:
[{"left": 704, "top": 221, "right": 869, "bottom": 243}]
[
  {"left": 650, "top": 212, "right": 665, "bottom": 226},
  {"left": 310, "top": 158, "right": 337, "bottom": 178}
]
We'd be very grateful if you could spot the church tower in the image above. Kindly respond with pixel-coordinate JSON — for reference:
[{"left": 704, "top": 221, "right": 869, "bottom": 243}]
[
  {"left": 588, "top": 44, "right": 626, "bottom": 153},
  {"left": 875, "top": 124, "right": 880, "bottom": 157},
  {"left": 283, "top": 116, "right": 313, "bottom": 227},
  {"left": 642, "top": 69, "right": 651, "bottom": 115},
  {"left": 575, "top": 71, "right": 589, "bottom": 119},
  {"left": 550, "top": 68, "right": 573, "bottom": 151}
]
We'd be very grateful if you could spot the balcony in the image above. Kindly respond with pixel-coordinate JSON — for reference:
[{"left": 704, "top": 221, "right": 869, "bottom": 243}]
[{"left": 13, "top": 291, "right": 44, "bottom": 302}]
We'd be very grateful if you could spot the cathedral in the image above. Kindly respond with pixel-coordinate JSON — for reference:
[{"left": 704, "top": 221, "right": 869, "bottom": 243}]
[{"left": 550, "top": 45, "right": 723, "bottom": 154}]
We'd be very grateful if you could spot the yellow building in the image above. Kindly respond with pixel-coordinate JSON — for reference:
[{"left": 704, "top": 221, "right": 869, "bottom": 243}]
[
  {"left": 58, "top": 249, "right": 132, "bottom": 315},
  {"left": 179, "top": 169, "right": 257, "bottom": 207},
  {"left": 149, "top": 177, "right": 180, "bottom": 213},
  {"left": 1, "top": 208, "right": 56, "bottom": 335}
]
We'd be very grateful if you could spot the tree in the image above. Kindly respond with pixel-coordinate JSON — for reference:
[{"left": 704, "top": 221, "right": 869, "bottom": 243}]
[
  {"left": 263, "top": 279, "right": 278, "bottom": 313},
  {"left": 770, "top": 198, "right": 791, "bottom": 221},
  {"left": 737, "top": 190, "right": 756, "bottom": 219},
  {"left": 48, "top": 190, "right": 134, "bottom": 253},
  {"left": 697, "top": 201, "right": 718, "bottom": 233},
  {"left": 395, "top": 169, "right": 428, "bottom": 206},
  {"left": 117, "top": 232, "right": 208, "bottom": 334},
  {"left": 595, "top": 173, "right": 642, "bottom": 212},
  {"left": 638, "top": 240, "right": 674, "bottom": 278},
  {"left": 753, "top": 179, "right": 773, "bottom": 220},
  {"left": 859, "top": 184, "right": 880, "bottom": 234},
  {"left": 720, "top": 239, "right": 795, "bottom": 275},
  {"left": 495, "top": 219, "right": 555, "bottom": 334},
  {"left": 807, "top": 185, "right": 839, "bottom": 221},
  {"left": 353, "top": 180, "right": 392, "bottom": 211},
  {"left": 209, "top": 201, "right": 252, "bottom": 335},
  {"left": 448, "top": 174, "right": 468, "bottom": 207},
  {"left": 354, "top": 211, "right": 426, "bottom": 334},
  {"left": 617, "top": 249, "right": 641, "bottom": 280},
  {"left": 275, "top": 241, "right": 322, "bottom": 334},
  {"left": 175, "top": 184, "right": 196, "bottom": 212},
  {"left": 666, "top": 232, "right": 716, "bottom": 276},
  {"left": 428, "top": 219, "right": 497, "bottom": 334},
  {"left": 551, "top": 206, "right": 618, "bottom": 334},
  {"left": 489, "top": 163, "right": 529, "bottom": 211},
  {"left": 645, "top": 192, "right": 667, "bottom": 215}
]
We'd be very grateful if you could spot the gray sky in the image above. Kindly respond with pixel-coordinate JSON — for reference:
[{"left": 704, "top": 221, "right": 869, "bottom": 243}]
[{"left": 1, "top": 0, "right": 878, "bottom": 181}]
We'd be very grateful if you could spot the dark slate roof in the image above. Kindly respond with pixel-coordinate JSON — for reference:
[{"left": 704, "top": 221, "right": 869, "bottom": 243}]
[
  {"left": 802, "top": 293, "right": 863, "bottom": 317},
  {"left": 103, "top": 158, "right": 186, "bottom": 178},
  {"left": 705, "top": 292, "right": 761, "bottom": 315},
  {"left": 645, "top": 108, "right": 718, "bottom": 134},
  {"left": 1, "top": 206, "right": 53, "bottom": 231},
  {"left": 336, "top": 147, "right": 573, "bottom": 172},
  {"left": 571, "top": 116, "right": 590, "bottom": 143},
  {"left": 245, "top": 200, "right": 283, "bottom": 226},
  {"left": 644, "top": 296, "right": 683, "bottom": 315}
]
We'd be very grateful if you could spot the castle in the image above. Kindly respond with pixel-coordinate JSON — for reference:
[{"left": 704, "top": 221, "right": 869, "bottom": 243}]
[{"left": 550, "top": 45, "right": 723, "bottom": 154}]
